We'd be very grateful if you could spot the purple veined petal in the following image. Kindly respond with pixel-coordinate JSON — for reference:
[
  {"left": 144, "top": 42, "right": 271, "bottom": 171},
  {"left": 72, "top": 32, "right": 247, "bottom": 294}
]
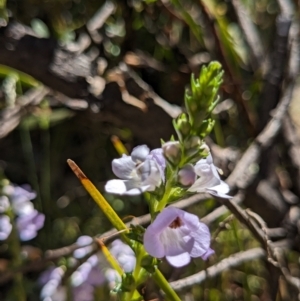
[
  {"left": 180, "top": 210, "right": 202, "bottom": 232},
  {"left": 137, "top": 160, "right": 151, "bottom": 181},
  {"left": 188, "top": 223, "right": 211, "bottom": 258},
  {"left": 131, "top": 145, "right": 150, "bottom": 162},
  {"left": 147, "top": 206, "right": 183, "bottom": 235},
  {"left": 144, "top": 207, "right": 188, "bottom": 258},
  {"left": 166, "top": 252, "right": 191, "bottom": 268},
  {"left": 201, "top": 248, "right": 215, "bottom": 260},
  {"left": 112, "top": 156, "right": 136, "bottom": 180},
  {"left": 0, "top": 215, "right": 12, "bottom": 240},
  {"left": 142, "top": 161, "right": 162, "bottom": 190},
  {"left": 161, "top": 227, "right": 194, "bottom": 256},
  {"left": 148, "top": 148, "right": 166, "bottom": 183},
  {"left": 149, "top": 148, "right": 166, "bottom": 171},
  {"left": 192, "top": 162, "right": 221, "bottom": 188}
]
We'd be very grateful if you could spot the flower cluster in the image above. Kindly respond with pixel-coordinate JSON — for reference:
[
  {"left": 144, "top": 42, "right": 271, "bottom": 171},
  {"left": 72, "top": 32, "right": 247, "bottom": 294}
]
[
  {"left": 39, "top": 237, "right": 136, "bottom": 301},
  {"left": 104, "top": 239, "right": 136, "bottom": 288},
  {"left": 104, "top": 141, "right": 231, "bottom": 268},
  {"left": 0, "top": 184, "right": 45, "bottom": 241},
  {"left": 106, "top": 144, "right": 230, "bottom": 199},
  {"left": 105, "top": 145, "right": 165, "bottom": 195}
]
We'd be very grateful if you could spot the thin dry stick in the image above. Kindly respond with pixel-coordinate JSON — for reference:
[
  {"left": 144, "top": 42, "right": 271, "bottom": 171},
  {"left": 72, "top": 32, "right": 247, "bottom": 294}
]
[{"left": 170, "top": 248, "right": 266, "bottom": 291}]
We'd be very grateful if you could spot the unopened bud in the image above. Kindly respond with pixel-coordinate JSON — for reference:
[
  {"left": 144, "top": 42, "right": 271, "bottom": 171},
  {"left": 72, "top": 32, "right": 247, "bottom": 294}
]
[
  {"left": 176, "top": 113, "right": 191, "bottom": 137},
  {"left": 178, "top": 164, "right": 196, "bottom": 186},
  {"left": 199, "top": 143, "right": 210, "bottom": 157},
  {"left": 184, "top": 136, "right": 201, "bottom": 149},
  {"left": 162, "top": 141, "right": 181, "bottom": 164}
]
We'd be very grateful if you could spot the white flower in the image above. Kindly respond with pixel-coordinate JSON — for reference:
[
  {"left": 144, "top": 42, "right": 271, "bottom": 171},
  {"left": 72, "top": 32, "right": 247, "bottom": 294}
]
[
  {"left": 188, "top": 154, "right": 231, "bottom": 198},
  {"left": 105, "top": 145, "right": 165, "bottom": 195}
]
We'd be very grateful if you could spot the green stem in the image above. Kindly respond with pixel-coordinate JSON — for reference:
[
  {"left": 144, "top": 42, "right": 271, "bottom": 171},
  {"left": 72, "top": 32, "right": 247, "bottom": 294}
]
[
  {"left": 156, "top": 178, "right": 173, "bottom": 211},
  {"left": 19, "top": 125, "right": 42, "bottom": 212},
  {"left": 152, "top": 267, "right": 181, "bottom": 301}
]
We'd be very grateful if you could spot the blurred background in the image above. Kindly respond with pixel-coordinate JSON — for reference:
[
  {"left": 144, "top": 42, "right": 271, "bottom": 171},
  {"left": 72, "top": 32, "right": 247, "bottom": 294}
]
[{"left": 0, "top": 0, "right": 299, "bottom": 300}]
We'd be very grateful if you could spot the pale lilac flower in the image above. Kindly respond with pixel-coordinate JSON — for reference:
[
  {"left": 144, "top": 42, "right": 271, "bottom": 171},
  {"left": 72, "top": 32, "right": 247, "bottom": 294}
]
[
  {"left": 16, "top": 209, "right": 45, "bottom": 241},
  {"left": 71, "top": 254, "right": 105, "bottom": 287},
  {"left": 103, "top": 239, "right": 137, "bottom": 288},
  {"left": 109, "top": 239, "right": 136, "bottom": 273},
  {"left": 178, "top": 164, "right": 196, "bottom": 186},
  {"left": 0, "top": 215, "right": 12, "bottom": 240},
  {"left": 188, "top": 154, "right": 231, "bottom": 198},
  {"left": 105, "top": 145, "right": 165, "bottom": 195},
  {"left": 3, "top": 184, "right": 36, "bottom": 205},
  {"left": 40, "top": 267, "right": 66, "bottom": 301},
  {"left": 144, "top": 207, "right": 214, "bottom": 267},
  {"left": 0, "top": 196, "right": 10, "bottom": 213},
  {"left": 104, "top": 268, "right": 121, "bottom": 289},
  {"left": 73, "top": 236, "right": 94, "bottom": 259},
  {"left": 2, "top": 183, "right": 45, "bottom": 241}
]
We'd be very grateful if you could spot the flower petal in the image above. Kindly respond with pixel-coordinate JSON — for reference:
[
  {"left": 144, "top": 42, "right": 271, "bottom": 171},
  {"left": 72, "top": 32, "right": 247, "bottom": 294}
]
[
  {"left": 166, "top": 252, "right": 191, "bottom": 267},
  {"left": 112, "top": 155, "right": 135, "bottom": 179},
  {"left": 161, "top": 227, "right": 192, "bottom": 256},
  {"left": 201, "top": 248, "right": 215, "bottom": 260},
  {"left": 144, "top": 226, "right": 165, "bottom": 258},
  {"left": 145, "top": 207, "right": 182, "bottom": 234},
  {"left": 206, "top": 182, "right": 232, "bottom": 198},
  {"left": 192, "top": 163, "right": 221, "bottom": 188},
  {"left": 105, "top": 179, "right": 150, "bottom": 195},
  {"left": 142, "top": 161, "right": 162, "bottom": 190},
  {"left": 189, "top": 222, "right": 211, "bottom": 257},
  {"left": 131, "top": 145, "right": 150, "bottom": 162}
]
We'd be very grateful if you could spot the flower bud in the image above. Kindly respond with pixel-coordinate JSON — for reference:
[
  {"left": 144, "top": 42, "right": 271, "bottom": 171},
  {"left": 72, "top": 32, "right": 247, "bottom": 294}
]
[
  {"left": 178, "top": 164, "right": 196, "bottom": 186},
  {"left": 175, "top": 113, "right": 191, "bottom": 137},
  {"left": 162, "top": 141, "right": 181, "bottom": 165},
  {"left": 199, "top": 143, "right": 210, "bottom": 157},
  {"left": 184, "top": 136, "right": 201, "bottom": 149}
]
